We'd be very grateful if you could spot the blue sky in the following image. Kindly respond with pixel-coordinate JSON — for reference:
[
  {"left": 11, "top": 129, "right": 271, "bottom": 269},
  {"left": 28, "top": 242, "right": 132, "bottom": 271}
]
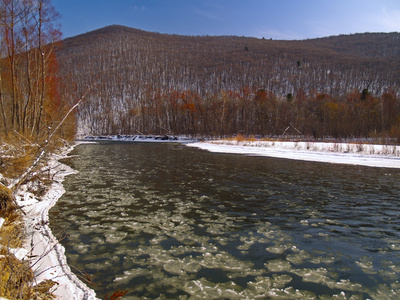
[{"left": 52, "top": 0, "right": 400, "bottom": 40}]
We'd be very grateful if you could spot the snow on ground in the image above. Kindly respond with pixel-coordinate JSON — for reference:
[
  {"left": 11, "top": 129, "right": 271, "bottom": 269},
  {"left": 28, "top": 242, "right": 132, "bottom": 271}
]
[
  {"left": 14, "top": 145, "right": 98, "bottom": 300},
  {"left": 187, "top": 140, "right": 400, "bottom": 169},
  {"left": 84, "top": 134, "right": 198, "bottom": 143}
]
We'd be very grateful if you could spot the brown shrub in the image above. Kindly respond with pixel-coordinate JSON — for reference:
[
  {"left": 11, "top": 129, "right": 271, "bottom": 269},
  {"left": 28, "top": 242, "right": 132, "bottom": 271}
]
[
  {"left": 0, "top": 251, "right": 34, "bottom": 299},
  {"left": 235, "top": 133, "right": 245, "bottom": 142},
  {"left": 0, "top": 185, "right": 16, "bottom": 216}
]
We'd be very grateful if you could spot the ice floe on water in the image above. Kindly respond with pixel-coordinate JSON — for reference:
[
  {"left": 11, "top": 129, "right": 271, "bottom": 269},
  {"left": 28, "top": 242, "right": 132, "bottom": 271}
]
[
  {"left": 58, "top": 187, "right": 395, "bottom": 299},
  {"left": 47, "top": 141, "right": 400, "bottom": 299}
]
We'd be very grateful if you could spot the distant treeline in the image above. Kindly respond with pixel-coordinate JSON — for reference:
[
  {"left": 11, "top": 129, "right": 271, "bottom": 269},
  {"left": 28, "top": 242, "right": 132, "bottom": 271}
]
[
  {"left": 75, "top": 86, "right": 400, "bottom": 140},
  {"left": 55, "top": 25, "right": 400, "bottom": 138}
]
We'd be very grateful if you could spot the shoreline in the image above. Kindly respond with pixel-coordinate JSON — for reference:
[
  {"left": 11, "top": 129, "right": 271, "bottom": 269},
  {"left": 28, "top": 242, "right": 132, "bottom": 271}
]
[
  {"left": 187, "top": 140, "right": 400, "bottom": 169},
  {"left": 15, "top": 144, "right": 98, "bottom": 299}
]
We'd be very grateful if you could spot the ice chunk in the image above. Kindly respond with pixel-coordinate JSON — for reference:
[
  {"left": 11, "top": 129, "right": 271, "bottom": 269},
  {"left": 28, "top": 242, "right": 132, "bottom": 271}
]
[
  {"left": 73, "top": 243, "right": 89, "bottom": 254},
  {"left": 309, "top": 255, "right": 335, "bottom": 264},
  {"left": 266, "top": 286, "right": 317, "bottom": 299},
  {"left": 295, "top": 267, "right": 330, "bottom": 284},
  {"left": 105, "top": 231, "right": 127, "bottom": 243},
  {"left": 266, "top": 244, "right": 289, "bottom": 254},
  {"left": 182, "top": 259, "right": 202, "bottom": 274},
  {"left": 163, "top": 260, "right": 186, "bottom": 275},
  {"left": 389, "top": 263, "right": 400, "bottom": 273},
  {"left": 113, "top": 268, "right": 151, "bottom": 284},
  {"left": 356, "top": 256, "right": 376, "bottom": 274},
  {"left": 183, "top": 278, "right": 241, "bottom": 299},
  {"left": 378, "top": 269, "right": 398, "bottom": 281},
  {"left": 200, "top": 251, "right": 254, "bottom": 272},
  {"left": 369, "top": 283, "right": 400, "bottom": 299},
  {"left": 334, "top": 279, "right": 363, "bottom": 292},
  {"left": 286, "top": 250, "right": 311, "bottom": 265},
  {"left": 265, "top": 259, "right": 292, "bottom": 272},
  {"left": 85, "top": 261, "right": 113, "bottom": 271},
  {"left": 300, "top": 219, "right": 309, "bottom": 226}
]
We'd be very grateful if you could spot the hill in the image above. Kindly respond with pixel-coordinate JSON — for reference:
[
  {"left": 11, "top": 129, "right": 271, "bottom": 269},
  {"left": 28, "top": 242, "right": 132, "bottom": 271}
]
[{"left": 55, "top": 25, "right": 400, "bottom": 137}]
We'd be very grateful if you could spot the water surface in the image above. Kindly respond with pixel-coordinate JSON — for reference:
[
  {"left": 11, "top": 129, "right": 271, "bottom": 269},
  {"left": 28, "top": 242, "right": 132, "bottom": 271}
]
[{"left": 50, "top": 142, "right": 400, "bottom": 299}]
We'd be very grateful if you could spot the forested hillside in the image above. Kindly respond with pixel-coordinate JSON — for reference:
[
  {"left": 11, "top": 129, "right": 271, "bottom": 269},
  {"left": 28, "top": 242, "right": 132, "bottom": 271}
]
[{"left": 57, "top": 25, "right": 400, "bottom": 138}]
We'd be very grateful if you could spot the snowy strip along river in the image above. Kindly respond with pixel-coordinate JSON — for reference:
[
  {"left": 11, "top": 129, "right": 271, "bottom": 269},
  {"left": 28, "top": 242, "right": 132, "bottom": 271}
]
[{"left": 49, "top": 141, "right": 400, "bottom": 299}]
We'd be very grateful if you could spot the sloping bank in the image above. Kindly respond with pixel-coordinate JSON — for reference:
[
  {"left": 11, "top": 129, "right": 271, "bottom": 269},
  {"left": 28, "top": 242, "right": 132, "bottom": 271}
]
[
  {"left": 14, "top": 144, "right": 98, "bottom": 300},
  {"left": 187, "top": 140, "right": 400, "bottom": 169}
]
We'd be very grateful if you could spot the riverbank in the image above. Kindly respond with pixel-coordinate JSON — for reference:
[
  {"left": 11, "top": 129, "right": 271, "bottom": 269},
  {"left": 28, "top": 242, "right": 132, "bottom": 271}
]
[
  {"left": 13, "top": 145, "right": 98, "bottom": 299},
  {"left": 83, "top": 134, "right": 198, "bottom": 143},
  {"left": 187, "top": 139, "right": 400, "bottom": 168}
]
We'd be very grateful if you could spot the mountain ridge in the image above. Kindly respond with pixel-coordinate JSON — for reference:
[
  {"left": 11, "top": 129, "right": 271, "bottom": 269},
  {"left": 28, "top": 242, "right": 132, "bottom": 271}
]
[
  {"left": 62, "top": 24, "right": 400, "bottom": 60},
  {"left": 55, "top": 24, "right": 400, "bottom": 136}
]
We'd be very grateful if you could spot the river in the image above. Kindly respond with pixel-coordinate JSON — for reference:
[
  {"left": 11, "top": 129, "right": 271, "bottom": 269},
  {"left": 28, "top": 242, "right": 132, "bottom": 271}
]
[{"left": 49, "top": 141, "right": 400, "bottom": 299}]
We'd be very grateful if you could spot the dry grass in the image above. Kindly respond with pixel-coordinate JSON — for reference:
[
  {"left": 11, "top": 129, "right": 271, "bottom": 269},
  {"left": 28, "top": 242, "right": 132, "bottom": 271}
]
[
  {"left": 0, "top": 185, "right": 17, "bottom": 216},
  {"left": 0, "top": 185, "right": 56, "bottom": 299},
  {"left": 0, "top": 249, "right": 56, "bottom": 299},
  {"left": 0, "top": 134, "right": 40, "bottom": 180}
]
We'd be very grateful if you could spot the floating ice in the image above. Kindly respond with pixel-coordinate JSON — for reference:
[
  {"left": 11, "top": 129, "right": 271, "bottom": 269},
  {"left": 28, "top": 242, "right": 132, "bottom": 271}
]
[
  {"left": 333, "top": 279, "right": 364, "bottom": 292},
  {"left": 265, "top": 286, "right": 317, "bottom": 299},
  {"left": 237, "top": 237, "right": 256, "bottom": 250},
  {"left": 309, "top": 255, "right": 335, "bottom": 264},
  {"left": 48, "top": 141, "right": 400, "bottom": 299},
  {"left": 181, "top": 257, "right": 202, "bottom": 274},
  {"left": 248, "top": 274, "right": 293, "bottom": 294},
  {"left": 293, "top": 267, "right": 330, "bottom": 284},
  {"left": 378, "top": 269, "right": 398, "bottom": 281},
  {"left": 265, "top": 259, "right": 292, "bottom": 272},
  {"left": 389, "top": 263, "right": 400, "bottom": 273},
  {"left": 286, "top": 250, "right": 311, "bottom": 265},
  {"left": 266, "top": 244, "right": 289, "bottom": 254},
  {"left": 369, "top": 283, "right": 400, "bottom": 299},
  {"left": 113, "top": 268, "right": 151, "bottom": 284},
  {"left": 300, "top": 219, "right": 309, "bottom": 226},
  {"left": 73, "top": 243, "right": 89, "bottom": 254},
  {"left": 85, "top": 261, "right": 113, "bottom": 272},
  {"left": 105, "top": 231, "right": 128, "bottom": 243},
  {"left": 183, "top": 278, "right": 241, "bottom": 299},
  {"left": 356, "top": 256, "right": 376, "bottom": 274},
  {"left": 200, "top": 251, "right": 255, "bottom": 271}
]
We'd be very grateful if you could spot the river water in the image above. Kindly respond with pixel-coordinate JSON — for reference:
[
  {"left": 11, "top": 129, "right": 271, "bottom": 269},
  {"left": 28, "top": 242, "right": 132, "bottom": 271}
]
[{"left": 49, "top": 142, "right": 400, "bottom": 299}]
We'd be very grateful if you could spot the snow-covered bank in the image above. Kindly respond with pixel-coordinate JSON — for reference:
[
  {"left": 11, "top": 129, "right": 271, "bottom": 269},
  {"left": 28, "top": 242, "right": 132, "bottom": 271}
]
[
  {"left": 14, "top": 145, "right": 98, "bottom": 299},
  {"left": 84, "top": 134, "right": 198, "bottom": 143},
  {"left": 187, "top": 140, "right": 400, "bottom": 169}
]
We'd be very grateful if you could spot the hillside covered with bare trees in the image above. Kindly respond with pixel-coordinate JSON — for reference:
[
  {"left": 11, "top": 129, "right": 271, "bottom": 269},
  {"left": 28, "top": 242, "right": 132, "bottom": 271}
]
[{"left": 57, "top": 25, "right": 400, "bottom": 139}]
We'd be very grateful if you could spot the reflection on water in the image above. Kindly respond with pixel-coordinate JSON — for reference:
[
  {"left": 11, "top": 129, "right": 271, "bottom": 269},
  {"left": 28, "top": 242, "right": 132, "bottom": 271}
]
[{"left": 50, "top": 142, "right": 400, "bottom": 299}]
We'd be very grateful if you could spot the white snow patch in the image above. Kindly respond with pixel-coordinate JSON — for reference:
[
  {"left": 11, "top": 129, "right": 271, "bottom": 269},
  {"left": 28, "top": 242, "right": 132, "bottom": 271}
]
[
  {"left": 187, "top": 140, "right": 400, "bottom": 168},
  {"left": 14, "top": 145, "right": 98, "bottom": 300},
  {"left": 84, "top": 134, "right": 198, "bottom": 143}
]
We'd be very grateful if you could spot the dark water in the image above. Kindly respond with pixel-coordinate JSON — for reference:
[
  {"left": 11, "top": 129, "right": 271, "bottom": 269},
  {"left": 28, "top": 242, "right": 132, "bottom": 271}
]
[{"left": 50, "top": 142, "right": 400, "bottom": 299}]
